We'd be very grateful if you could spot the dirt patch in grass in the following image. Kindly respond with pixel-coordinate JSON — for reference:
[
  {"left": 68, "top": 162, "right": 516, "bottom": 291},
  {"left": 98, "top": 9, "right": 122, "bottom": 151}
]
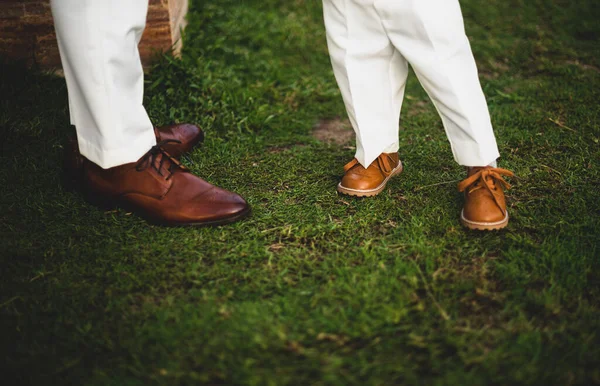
[
  {"left": 405, "top": 99, "right": 432, "bottom": 117},
  {"left": 312, "top": 118, "right": 354, "bottom": 145},
  {"left": 267, "top": 143, "right": 307, "bottom": 154},
  {"left": 565, "top": 60, "right": 600, "bottom": 73},
  {"left": 480, "top": 59, "right": 511, "bottom": 80}
]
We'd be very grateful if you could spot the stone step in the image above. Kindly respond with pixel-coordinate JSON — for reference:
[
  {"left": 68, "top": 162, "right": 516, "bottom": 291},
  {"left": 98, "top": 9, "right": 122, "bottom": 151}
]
[{"left": 0, "top": 0, "right": 188, "bottom": 70}]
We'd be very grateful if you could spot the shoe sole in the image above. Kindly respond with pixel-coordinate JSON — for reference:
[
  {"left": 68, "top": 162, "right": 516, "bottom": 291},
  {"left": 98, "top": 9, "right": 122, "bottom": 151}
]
[
  {"left": 336, "top": 161, "right": 403, "bottom": 197},
  {"left": 84, "top": 187, "right": 251, "bottom": 227},
  {"left": 155, "top": 206, "right": 252, "bottom": 227},
  {"left": 460, "top": 210, "right": 509, "bottom": 231}
]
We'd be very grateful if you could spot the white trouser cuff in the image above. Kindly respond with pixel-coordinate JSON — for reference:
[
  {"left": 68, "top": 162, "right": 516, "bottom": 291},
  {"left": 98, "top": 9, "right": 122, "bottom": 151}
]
[
  {"left": 356, "top": 141, "right": 400, "bottom": 168},
  {"left": 383, "top": 141, "right": 400, "bottom": 154},
  {"left": 77, "top": 130, "right": 156, "bottom": 169},
  {"left": 451, "top": 139, "right": 500, "bottom": 168}
]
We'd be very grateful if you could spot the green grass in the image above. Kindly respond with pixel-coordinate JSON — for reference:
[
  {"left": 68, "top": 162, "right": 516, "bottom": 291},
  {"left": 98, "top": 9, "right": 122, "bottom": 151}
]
[{"left": 1, "top": 0, "right": 599, "bottom": 384}]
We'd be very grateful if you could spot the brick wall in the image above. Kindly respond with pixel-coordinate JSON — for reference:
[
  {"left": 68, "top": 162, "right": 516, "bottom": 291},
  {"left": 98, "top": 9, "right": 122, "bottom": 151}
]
[{"left": 0, "top": 0, "right": 188, "bottom": 69}]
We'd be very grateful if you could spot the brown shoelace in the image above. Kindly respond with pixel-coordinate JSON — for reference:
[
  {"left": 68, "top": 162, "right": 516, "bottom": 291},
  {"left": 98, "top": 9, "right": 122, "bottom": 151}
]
[
  {"left": 457, "top": 167, "right": 514, "bottom": 213},
  {"left": 136, "top": 140, "right": 188, "bottom": 180}
]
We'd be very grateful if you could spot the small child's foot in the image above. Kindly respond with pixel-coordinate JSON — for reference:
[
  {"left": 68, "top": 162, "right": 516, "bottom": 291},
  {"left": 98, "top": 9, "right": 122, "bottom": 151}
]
[
  {"left": 458, "top": 166, "right": 514, "bottom": 230},
  {"left": 337, "top": 153, "right": 403, "bottom": 197}
]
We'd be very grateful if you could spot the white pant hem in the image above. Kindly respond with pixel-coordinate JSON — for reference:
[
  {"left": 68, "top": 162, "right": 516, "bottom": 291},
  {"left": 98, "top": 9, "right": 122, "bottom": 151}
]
[{"left": 77, "top": 131, "right": 156, "bottom": 169}]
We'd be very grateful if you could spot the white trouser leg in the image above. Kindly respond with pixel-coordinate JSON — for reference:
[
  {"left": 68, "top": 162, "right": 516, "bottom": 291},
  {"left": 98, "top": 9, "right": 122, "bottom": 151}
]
[
  {"left": 51, "top": 0, "right": 156, "bottom": 169},
  {"left": 374, "top": 0, "right": 500, "bottom": 166},
  {"left": 323, "top": 0, "right": 409, "bottom": 168}
]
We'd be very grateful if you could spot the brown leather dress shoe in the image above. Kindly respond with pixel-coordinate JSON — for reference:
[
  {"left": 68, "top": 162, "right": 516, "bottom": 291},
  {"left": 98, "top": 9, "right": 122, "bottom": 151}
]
[
  {"left": 337, "top": 153, "right": 403, "bottom": 197},
  {"left": 76, "top": 140, "right": 250, "bottom": 226},
  {"left": 154, "top": 123, "right": 204, "bottom": 158},
  {"left": 458, "top": 166, "right": 514, "bottom": 231}
]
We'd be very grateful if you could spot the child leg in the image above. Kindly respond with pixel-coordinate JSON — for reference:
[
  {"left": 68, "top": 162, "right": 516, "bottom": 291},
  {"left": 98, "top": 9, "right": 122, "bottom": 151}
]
[
  {"left": 374, "top": 0, "right": 500, "bottom": 167},
  {"left": 323, "top": 0, "right": 409, "bottom": 168}
]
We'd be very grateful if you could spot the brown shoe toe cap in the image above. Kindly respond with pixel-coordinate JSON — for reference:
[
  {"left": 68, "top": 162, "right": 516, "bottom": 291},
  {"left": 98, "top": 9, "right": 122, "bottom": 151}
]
[
  {"left": 341, "top": 173, "right": 377, "bottom": 191},
  {"left": 175, "top": 123, "right": 204, "bottom": 144},
  {"left": 463, "top": 199, "right": 506, "bottom": 223}
]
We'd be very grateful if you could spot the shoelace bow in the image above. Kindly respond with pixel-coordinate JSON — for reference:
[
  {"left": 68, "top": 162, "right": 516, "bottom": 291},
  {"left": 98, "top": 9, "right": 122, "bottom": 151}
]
[
  {"left": 457, "top": 167, "right": 514, "bottom": 213},
  {"left": 376, "top": 154, "right": 396, "bottom": 174},
  {"left": 136, "top": 139, "right": 188, "bottom": 180},
  {"left": 343, "top": 158, "right": 360, "bottom": 172}
]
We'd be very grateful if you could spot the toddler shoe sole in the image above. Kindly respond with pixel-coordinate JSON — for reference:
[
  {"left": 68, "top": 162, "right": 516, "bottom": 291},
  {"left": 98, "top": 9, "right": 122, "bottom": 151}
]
[{"left": 460, "top": 210, "right": 509, "bottom": 231}]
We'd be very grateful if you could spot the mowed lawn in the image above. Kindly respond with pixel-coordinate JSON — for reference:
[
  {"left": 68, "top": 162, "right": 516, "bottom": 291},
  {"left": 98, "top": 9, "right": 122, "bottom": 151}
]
[{"left": 1, "top": 0, "right": 599, "bottom": 385}]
